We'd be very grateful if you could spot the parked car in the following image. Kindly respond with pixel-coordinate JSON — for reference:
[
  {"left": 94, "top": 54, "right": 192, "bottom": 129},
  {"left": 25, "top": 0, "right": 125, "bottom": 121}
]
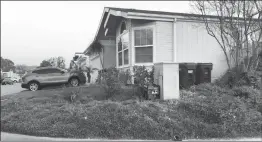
[
  {"left": 1, "top": 78, "right": 14, "bottom": 85},
  {"left": 4, "top": 77, "right": 20, "bottom": 83},
  {"left": 21, "top": 67, "right": 86, "bottom": 91},
  {"left": 11, "top": 77, "right": 20, "bottom": 83}
]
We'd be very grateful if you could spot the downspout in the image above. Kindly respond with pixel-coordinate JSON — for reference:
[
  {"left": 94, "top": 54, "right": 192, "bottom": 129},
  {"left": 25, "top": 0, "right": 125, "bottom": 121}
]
[{"left": 173, "top": 18, "right": 177, "bottom": 63}]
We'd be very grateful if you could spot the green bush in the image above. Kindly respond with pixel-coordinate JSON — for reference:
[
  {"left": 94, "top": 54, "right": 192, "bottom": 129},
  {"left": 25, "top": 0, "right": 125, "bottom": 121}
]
[
  {"left": 99, "top": 67, "right": 122, "bottom": 99},
  {"left": 119, "top": 69, "right": 132, "bottom": 85},
  {"left": 214, "top": 68, "right": 262, "bottom": 90}
]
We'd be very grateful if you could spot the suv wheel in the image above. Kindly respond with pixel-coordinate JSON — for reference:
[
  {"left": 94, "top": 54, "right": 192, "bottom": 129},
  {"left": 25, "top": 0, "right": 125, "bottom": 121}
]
[
  {"left": 28, "top": 82, "right": 39, "bottom": 91},
  {"left": 70, "top": 78, "right": 79, "bottom": 87}
]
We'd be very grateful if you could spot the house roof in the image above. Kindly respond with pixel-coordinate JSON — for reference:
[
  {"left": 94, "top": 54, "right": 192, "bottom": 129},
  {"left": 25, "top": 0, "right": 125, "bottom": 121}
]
[{"left": 104, "top": 7, "right": 216, "bottom": 19}]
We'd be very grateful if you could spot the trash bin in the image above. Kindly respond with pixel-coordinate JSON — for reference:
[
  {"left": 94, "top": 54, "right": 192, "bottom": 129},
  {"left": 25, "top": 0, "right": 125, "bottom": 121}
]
[
  {"left": 196, "top": 63, "right": 213, "bottom": 84},
  {"left": 179, "top": 63, "right": 197, "bottom": 89}
]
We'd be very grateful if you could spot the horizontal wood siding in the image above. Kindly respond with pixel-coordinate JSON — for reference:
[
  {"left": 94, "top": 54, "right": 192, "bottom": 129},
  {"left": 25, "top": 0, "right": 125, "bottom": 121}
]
[
  {"left": 155, "top": 21, "right": 173, "bottom": 62},
  {"left": 90, "top": 56, "right": 102, "bottom": 70},
  {"left": 100, "top": 39, "right": 116, "bottom": 68},
  {"left": 176, "top": 21, "right": 228, "bottom": 80}
]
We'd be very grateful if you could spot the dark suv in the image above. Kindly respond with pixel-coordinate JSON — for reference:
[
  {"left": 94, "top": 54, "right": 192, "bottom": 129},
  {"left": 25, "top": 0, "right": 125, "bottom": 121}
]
[{"left": 21, "top": 67, "right": 86, "bottom": 91}]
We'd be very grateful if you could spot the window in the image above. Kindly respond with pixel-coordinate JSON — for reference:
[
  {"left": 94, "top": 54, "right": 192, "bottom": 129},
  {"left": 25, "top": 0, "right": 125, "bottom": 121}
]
[
  {"left": 120, "top": 22, "right": 127, "bottom": 34},
  {"left": 48, "top": 68, "right": 61, "bottom": 73},
  {"left": 33, "top": 68, "right": 61, "bottom": 74},
  {"left": 117, "top": 32, "right": 129, "bottom": 66},
  {"left": 134, "top": 28, "right": 153, "bottom": 63}
]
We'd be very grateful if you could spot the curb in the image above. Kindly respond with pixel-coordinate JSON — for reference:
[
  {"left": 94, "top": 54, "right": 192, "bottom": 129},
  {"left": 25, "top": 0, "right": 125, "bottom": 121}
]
[{"left": 1, "top": 132, "right": 261, "bottom": 141}]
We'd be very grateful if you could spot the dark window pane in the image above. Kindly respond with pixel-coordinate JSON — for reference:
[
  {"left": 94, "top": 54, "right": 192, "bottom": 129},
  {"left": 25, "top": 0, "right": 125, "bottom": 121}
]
[
  {"left": 134, "top": 30, "right": 141, "bottom": 46},
  {"left": 124, "top": 49, "right": 129, "bottom": 65},
  {"left": 147, "top": 29, "right": 153, "bottom": 45},
  {"left": 33, "top": 69, "right": 49, "bottom": 74},
  {"left": 118, "top": 39, "right": 122, "bottom": 51},
  {"left": 49, "top": 69, "right": 61, "bottom": 73},
  {"left": 141, "top": 29, "right": 147, "bottom": 45},
  {"left": 135, "top": 46, "right": 153, "bottom": 63},
  {"left": 120, "top": 22, "right": 126, "bottom": 34},
  {"left": 118, "top": 52, "right": 122, "bottom": 66}
]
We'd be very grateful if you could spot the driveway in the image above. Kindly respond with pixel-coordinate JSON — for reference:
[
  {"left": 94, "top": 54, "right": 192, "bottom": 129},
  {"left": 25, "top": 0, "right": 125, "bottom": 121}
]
[{"left": 1, "top": 83, "right": 27, "bottom": 96}]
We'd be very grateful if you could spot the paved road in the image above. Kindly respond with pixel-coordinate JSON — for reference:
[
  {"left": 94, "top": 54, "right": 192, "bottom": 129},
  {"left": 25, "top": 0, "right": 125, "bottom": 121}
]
[
  {"left": 1, "top": 132, "right": 261, "bottom": 141},
  {"left": 1, "top": 83, "right": 27, "bottom": 96}
]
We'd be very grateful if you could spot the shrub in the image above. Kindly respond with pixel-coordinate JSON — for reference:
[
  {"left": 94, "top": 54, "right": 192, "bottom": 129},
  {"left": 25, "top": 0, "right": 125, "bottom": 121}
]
[
  {"left": 99, "top": 67, "right": 122, "bottom": 99},
  {"left": 133, "top": 66, "right": 154, "bottom": 86},
  {"left": 119, "top": 69, "right": 132, "bottom": 85},
  {"left": 214, "top": 68, "right": 262, "bottom": 89},
  {"left": 179, "top": 83, "right": 262, "bottom": 138},
  {"left": 132, "top": 66, "right": 154, "bottom": 101}
]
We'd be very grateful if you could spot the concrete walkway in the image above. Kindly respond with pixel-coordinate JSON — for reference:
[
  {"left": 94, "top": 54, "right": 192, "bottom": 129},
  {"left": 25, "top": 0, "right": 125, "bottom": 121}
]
[{"left": 1, "top": 132, "right": 262, "bottom": 141}]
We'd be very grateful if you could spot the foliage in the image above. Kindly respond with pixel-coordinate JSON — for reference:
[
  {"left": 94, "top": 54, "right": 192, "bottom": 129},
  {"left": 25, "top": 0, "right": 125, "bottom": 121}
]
[
  {"left": 191, "top": 1, "right": 262, "bottom": 74},
  {"left": 15, "top": 64, "right": 28, "bottom": 74},
  {"left": 73, "top": 55, "right": 79, "bottom": 61},
  {"left": 40, "top": 60, "right": 52, "bottom": 67},
  {"left": 132, "top": 66, "right": 155, "bottom": 100},
  {"left": 63, "top": 86, "right": 83, "bottom": 103},
  {"left": 98, "top": 67, "right": 122, "bottom": 98},
  {"left": 1, "top": 57, "right": 16, "bottom": 72},
  {"left": 119, "top": 69, "right": 132, "bottom": 85},
  {"left": 133, "top": 66, "right": 154, "bottom": 87},
  {"left": 180, "top": 83, "right": 262, "bottom": 138},
  {"left": 215, "top": 68, "right": 261, "bottom": 89},
  {"left": 56, "top": 56, "right": 66, "bottom": 69},
  {"left": 41, "top": 56, "right": 66, "bottom": 69},
  {"left": 1, "top": 82, "right": 262, "bottom": 139}
]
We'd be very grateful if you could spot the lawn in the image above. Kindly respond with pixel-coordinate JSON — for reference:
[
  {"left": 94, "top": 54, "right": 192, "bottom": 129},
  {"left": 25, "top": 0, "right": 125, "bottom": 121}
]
[{"left": 1, "top": 83, "right": 262, "bottom": 140}]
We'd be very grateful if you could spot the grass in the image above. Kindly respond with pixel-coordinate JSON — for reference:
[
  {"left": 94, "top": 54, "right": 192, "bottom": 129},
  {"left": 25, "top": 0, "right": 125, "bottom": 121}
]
[{"left": 1, "top": 84, "right": 262, "bottom": 140}]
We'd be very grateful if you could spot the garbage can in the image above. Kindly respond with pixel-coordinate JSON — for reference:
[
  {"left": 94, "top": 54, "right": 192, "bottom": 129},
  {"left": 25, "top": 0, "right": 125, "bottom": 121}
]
[
  {"left": 179, "top": 63, "right": 197, "bottom": 89},
  {"left": 196, "top": 63, "right": 213, "bottom": 84}
]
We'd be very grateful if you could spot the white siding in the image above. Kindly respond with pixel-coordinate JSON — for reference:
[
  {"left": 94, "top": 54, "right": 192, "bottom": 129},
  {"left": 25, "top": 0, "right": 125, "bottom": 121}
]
[
  {"left": 89, "top": 56, "right": 102, "bottom": 83},
  {"left": 155, "top": 21, "right": 173, "bottom": 62},
  {"left": 176, "top": 21, "right": 228, "bottom": 81}
]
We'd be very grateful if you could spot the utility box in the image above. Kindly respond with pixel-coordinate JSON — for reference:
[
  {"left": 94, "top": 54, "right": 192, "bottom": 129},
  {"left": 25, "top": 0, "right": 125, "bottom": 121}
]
[
  {"left": 142, "top": 84, "right": 160, "bottom": 100},
  {"left": 196, "top": 63, "right": 213, "bottom": 84},
  {"left": 154, "top": 62, "right": 180, "bottom": 100},
  {"left": 179, "top": 63, "right": 197, "bottom": 89}
]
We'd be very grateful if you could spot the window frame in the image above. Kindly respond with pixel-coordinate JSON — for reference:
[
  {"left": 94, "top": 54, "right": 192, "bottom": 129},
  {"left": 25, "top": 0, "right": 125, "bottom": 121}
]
[
  {"left": 132, "top": 26, "right": 155, "bottom": 66},
  {"left": 117, "top": 30, "right": 130, "bottom": 68}
]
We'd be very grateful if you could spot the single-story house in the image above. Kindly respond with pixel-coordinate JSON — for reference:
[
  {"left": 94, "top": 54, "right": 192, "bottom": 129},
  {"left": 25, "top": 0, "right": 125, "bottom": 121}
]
[{"left": 84, "top": 7, "right": 232, "bottom": 84}]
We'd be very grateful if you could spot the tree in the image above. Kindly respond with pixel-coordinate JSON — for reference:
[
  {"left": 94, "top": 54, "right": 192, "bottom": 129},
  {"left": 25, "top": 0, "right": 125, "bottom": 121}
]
[
  {"left": 40, "top": 60, "right": 52, "bottom": 67},
  {"left": 57, "top": 56, "right": 66, "bottom": 69},
  {"left": 191, "top": 0, "right": 262, "bottom": 76},
  {"left": 48, "top": 57, "right": 57, "bottom": 67},
  {"left": 15, "top": 64, "right": 28, "bottom": 74},
  {"left": 40, "top": 56, "right": 66, "bottom": 69},
  {"left": 1, "top": 57, "right": 16, "bottom": 72}
]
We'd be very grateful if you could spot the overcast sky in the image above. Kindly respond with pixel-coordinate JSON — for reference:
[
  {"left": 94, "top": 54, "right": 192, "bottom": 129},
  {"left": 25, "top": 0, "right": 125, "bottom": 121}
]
[{"left": 1, "top": 1, "right": 191, "bottom": 67}]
